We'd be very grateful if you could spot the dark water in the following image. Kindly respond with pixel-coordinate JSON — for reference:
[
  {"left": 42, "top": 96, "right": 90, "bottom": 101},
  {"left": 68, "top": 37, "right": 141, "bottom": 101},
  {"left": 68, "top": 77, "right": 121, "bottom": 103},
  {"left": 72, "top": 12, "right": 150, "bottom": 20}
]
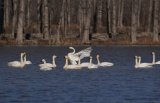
[{"left": 0, "top": 46, "right": 160, "bottom": 103}]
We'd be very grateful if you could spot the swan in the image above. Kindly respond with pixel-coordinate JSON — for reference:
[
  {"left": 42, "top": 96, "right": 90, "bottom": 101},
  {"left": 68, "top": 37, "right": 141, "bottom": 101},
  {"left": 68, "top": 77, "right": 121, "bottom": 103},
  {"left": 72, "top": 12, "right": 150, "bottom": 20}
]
[
  {"left": 7, "top": 52, "right": 26, "bottom": 68},
  {"left": 24, "top": 55, "right": 32, "bottom": 64},
  {"left": 97, "top": 55, "right": 114, "bottom": 67},
  {"left": 39, "top": 55, "right": 57, "bottom": 68},
  {"left": 88, "top": 56, "right": 98, "bottom": 69},
  {"left": 63, "top": 56, "right": 82, "bottom": 69},
  {"left": 67, "top": 47, "right": 92, "bottom": 65},
  {"left": 39, "top": 59, "right": 52, "bottom": 71},
  {"left": 137, "top": 56, "right": 153, "bottom": 68},
  {"left": 152, "top": 52, "right": 160, "bottom": 64}
]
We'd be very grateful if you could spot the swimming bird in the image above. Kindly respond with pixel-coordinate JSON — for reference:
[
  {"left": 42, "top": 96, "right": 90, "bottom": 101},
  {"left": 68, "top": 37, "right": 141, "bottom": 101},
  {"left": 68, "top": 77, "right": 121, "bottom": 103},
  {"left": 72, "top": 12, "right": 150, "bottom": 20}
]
[
  {"left": 134, "top": 56, "right": 139, "bottom": 68},
  {"left": 7, "top": 52, "right": 26, "bottom": 68},
  {"left": 137, "top": 56, "right": 153, "bottom": 68},
  {"left": 39, "top": 55, "right": 57, "bottom": 68},
  {"left": 152, "top": 52, "right": 160, "bottom": 64},
  {"left": 88, "top": 56, "right": 98, "bottom": 69},
  {"left": 39, "top": 59, "right": 52, "bottom": 71},
  {"left": 24, "top": 54, "right": 32, "bottom": 64},
  {"left": 96, "top": 55, "right": 114, "bottom": 67},
  {"left": 63, "top": 56, "right": 82, "bottom": 69},
  {"left": 67, "top": 47, "right": 92, "bottom": 65}
]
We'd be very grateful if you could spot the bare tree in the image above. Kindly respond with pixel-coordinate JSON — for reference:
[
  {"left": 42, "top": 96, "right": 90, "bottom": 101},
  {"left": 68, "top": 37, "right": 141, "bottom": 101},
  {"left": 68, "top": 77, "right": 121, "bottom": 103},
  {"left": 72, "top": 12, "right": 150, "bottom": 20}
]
[
  {"left": 26, "top": 0, "right": 31, "bottom": 28},
  {"left": 96, "top": 0, "right": 103, "bottom": 31},
  {"left": 147, "top": 0, "right": 153, "bottom": 35},
  {"left": 82, "top": 0, "right": 93, "bottom": 44},
  {"left": 131, "top": 0, "right": 138, "bottom": 43},
  {"left": 3, "top": 0, "right": 10, "bottom": 32},
  {"left": 17, "top": 0, "right": 25, "bottom": 45},
  {"left": 117, "top": 0, "right": 124, "bottom": 27},
  {"left": 137, "top": 0, "right": 141, "bottom": 27},
  {"left": 11, "top": 0, "right": 18, "bottom": 38},
  {"left": 37, "top": 0, "right": 41, "bottom": 33},
  {"left": 112, "top": 0, "right": 117, "bottom": 41},
  {"left": 153, "top": 0, "right": 159, "bottom": 42},
  {"left": 43, "top": 0, "right": 49, "bottom": 40}
]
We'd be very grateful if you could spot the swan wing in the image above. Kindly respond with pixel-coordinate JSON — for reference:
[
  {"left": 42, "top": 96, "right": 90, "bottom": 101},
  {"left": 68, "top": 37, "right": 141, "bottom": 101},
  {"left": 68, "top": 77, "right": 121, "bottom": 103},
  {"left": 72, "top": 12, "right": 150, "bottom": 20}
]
[
  {"left": 25, "top": 61, "right": 32, "bottom": 64},
  {"left": 8, "top": 61, "right": 21, "bottom": 67},
  {"left": 99, "top": 62, "right": 114, "bottom": 66},
  {"left": 74, "top": 47, "right": 93, "bottom": 59}
]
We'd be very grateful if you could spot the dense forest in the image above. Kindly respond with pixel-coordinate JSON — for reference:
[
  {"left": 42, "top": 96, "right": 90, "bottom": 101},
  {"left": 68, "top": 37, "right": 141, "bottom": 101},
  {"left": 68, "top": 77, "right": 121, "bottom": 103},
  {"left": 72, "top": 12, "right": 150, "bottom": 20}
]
[{"left": 0, "top": 0, "right": 159, "bottom": 45}]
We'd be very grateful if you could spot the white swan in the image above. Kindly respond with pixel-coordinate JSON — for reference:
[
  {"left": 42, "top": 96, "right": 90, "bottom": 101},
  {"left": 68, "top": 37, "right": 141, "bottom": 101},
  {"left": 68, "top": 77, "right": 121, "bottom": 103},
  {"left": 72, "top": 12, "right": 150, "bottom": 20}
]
[
  {"left": 24, "top": 55, "right": 32, "bottom": 64},
  {"left": 39, "top": 59, "right": 52, "bottom": 71},
  {"left": 39, "top": 55, "right": 57, "bottom": 68},
  {"left": 152, "top": 52, "right": 160, "bottom": 64},
  {"left": 7, "top": 52, "right": 26, "bottom": 68},
  {"left": 137, "top": 56, "right": 153, "bottom": 68},
  {"left": 97, "top": 55, "right": 114, "bottom": 67},
  {"left": 67, "top": 47, "right": 92, "bottom": 65},
  {"left": 88, "top": 56, "right": 98, "bottom": 69},
  {"left": 63, "top": 56, "right": 82, "bottom": 70}
]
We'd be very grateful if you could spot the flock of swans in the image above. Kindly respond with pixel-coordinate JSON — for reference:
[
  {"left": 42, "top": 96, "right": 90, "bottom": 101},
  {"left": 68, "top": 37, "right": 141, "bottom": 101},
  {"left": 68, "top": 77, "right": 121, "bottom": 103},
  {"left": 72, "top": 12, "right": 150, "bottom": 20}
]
[
  {"left": 134, "top": 52, "right": 160, "bottom": 68},
  {"left": 7, "top": 47, "right": 114, "bottom": 71},
  {"left": 7, "top": 46, "right": 160, "bottom": 70}
]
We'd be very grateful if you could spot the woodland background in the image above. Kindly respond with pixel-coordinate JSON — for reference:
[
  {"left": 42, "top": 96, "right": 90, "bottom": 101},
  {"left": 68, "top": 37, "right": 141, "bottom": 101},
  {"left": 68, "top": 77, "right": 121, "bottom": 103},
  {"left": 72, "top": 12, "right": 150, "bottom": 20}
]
[{"left": 0, "top": 0, "right": 160, "bottom": 45}]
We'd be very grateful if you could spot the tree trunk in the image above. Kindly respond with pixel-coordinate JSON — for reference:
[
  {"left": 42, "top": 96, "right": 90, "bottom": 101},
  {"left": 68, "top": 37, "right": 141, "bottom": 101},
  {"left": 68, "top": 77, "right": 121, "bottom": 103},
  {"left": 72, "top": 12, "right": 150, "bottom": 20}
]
[
  {"left": 37, "top": 0, "right": 41, "bottom": 33},
  {"left": 43, "top": 0, "right": 49, "bottom": 40},
  {"left": 147, "top": 0, "right": 153, "bottom": 35},
  {"left": 131, "top": 0, "right": 138, "bottom": 43},
  {"left": 67, "top": 0, "right": 71, "bottom": 34},
  {"left": 96, "top": 0, "right": 103, "bottom": 32},
  {"left": 137, "top": 0, "right": 141, "bottom": 27},
  {"left": 82, "top": 0, "right": 93, "bottom": 44},
  {"left": 11, "top": 0, "right": 18, "bottom": 38},
  {"left": 112, "top": 0, "right": 117, "bottom": 41},
  {"left": 117, "top": 0, "right": 124, "bottom": 27},
  {"left": 106, "top": 0, "right": 111, "bottom": 37},
  {"left": 26, "top": 0, "right": 31, "bottom": 28},
  {"left": 153, "top": 0, "right": 159, "bottom": 42},
  {"left": 17, "top": 0, "right": 25, "bottom": 45},
  {"left": 4, "top": 0, "right": 10, "bottom": 32}
]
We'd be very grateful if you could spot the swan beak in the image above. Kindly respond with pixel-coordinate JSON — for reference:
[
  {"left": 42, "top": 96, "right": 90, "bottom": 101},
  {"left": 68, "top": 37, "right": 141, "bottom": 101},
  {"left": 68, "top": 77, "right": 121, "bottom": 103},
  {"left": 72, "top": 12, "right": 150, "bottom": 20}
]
[
  {"left": 23, "top": 52, "right": 26, "bottom": 55},
  {"left": 89, "top": 56, "right": 92, "bottom": 59},
  {"left": 55, "top": 56, "right": 58, "bottom": 58},
  {"left": 69, "top": 47, "right": 71, "bottom": 49},
  {"left": 152, "top": 52, "right": 154, "bottom": 55},
  {"left": 134, "top": 56, "right": 137, "bottom": 59}
]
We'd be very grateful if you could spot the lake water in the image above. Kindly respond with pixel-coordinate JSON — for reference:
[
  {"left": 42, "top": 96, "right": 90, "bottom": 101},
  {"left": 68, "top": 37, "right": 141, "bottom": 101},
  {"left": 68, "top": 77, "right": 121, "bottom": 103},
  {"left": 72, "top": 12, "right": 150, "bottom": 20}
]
[{"left": 0, "top": 46, "right": 160, "bottom": 103}]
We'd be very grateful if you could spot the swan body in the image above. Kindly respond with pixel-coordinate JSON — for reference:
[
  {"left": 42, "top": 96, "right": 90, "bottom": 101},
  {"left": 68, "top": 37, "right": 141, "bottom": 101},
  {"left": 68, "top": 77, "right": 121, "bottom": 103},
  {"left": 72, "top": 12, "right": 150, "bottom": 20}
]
[
  {"left": 39, "top": 59, "right": 52, "bottom": 71},
  {"left": 7, "top": 53, "right": 26, "bottom": 68},
  {"left": 88, "top": 56, "right": 98, "bottom": 69},
  {"left": 24, "top": 55, "right": 32, "bottom": 64},
  {"left": 63, "top": 56, "right": 82, "bottom": 69},
  {"left": 135, "top": 56, "right": 153, "bottom": 68},
  {"left": 97, "top": 55, "right": 114, "bottom": 67},
  {"left": 152, "top": 52, "right": 160, "bottom": 64},
  {"left": 39, "top": 55, "right": 57, "bottom": 68},
  {"left": 67, "top": 47, "right": 92, "bottom": 65}
]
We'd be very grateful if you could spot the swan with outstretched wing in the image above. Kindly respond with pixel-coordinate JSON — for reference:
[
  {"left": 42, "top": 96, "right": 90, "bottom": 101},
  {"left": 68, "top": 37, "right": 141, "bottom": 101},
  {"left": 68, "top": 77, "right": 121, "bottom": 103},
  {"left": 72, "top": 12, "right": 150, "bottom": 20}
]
[{"left": 67, "top": 47, "right": 92, "bottom": 65}]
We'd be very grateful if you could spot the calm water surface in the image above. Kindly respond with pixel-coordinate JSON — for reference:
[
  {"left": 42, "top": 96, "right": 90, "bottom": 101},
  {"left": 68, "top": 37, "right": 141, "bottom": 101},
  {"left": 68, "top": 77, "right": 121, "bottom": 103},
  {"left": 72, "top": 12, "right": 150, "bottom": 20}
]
[{"left": 0, "top": 46, "right": 160, "bottom": 103}]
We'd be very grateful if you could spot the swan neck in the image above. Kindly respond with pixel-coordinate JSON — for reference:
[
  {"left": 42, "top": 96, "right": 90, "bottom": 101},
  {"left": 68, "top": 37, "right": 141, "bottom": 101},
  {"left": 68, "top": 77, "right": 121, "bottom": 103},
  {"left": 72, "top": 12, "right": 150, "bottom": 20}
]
[
  {"left": 89, "top": 58, "right": 92, "bottom": 66},
  {"left": 135, "top": 58, "right": 138, "bottom": 67},
  {"left": 97, "top": 57, "right": 100, "bottom": 65},
  {"left": 52, "top": 57, "right": 56, "bottom": 66},
  {"left": 138, "top": 57, "right": 141, "bottom": 64},
  {"left": 71, "top": 48, "right": 75, "bottom": 54},
  {"left": 78, "top": 57, "right": 81, "bottom": 65},
  {"left": 64, "top": 58, "right": 68, "bottom": 67},
  {"left": 20, "top": 54, "right": 24, "bottom": 66},
  {"left": 152, "top": 54, "right": 155, "bottom": 64}
]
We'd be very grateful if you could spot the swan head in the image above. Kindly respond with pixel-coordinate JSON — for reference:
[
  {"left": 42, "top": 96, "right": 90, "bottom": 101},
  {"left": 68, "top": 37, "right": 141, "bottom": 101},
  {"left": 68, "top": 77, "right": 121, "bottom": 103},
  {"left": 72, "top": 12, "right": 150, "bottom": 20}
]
[
  {"left": 69, "top": 47, "right": 74, "bottom": 49},
  {"left": 152, "top": 52, "right": 155, "bottom": 55},
  {"left": 53, "top": 55, "right": 57, "bottom": 58},
  {"left": 134, "top": 56, "right": 138, "bottom": 59},
  {"left": 138, "top": 56, "right": 141, "bottom": 59},
  {"left": 89, "top": 56, "right": 92, "bottom": 59},
  {"left": 41, "top": 59, "right": 46, "bottom": 62},
  {"left": 97, "top": 55, "right": 100, "bottom": 58},
  {"left": 64, "top": 56, "right": 68, "bottom": 59}
]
